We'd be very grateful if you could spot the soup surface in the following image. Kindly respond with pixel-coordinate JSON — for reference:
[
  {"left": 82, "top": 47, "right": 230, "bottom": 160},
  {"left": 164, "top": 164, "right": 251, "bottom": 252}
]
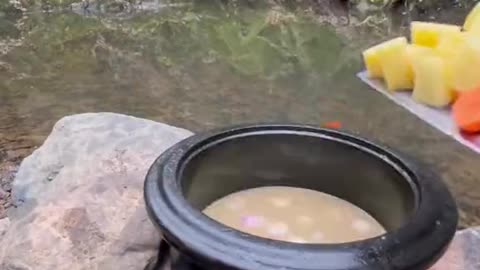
[{"left": 203, "top": 186, "right": 385, "bottom": 243}]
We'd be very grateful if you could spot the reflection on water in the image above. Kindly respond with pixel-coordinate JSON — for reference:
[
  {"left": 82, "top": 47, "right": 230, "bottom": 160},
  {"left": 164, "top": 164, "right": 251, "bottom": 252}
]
[
  {"left": 0, "top": 1, "right": 362, "bottom": 138},
  {"left": 1, "top": 1, "right": 480, "bottom": 226},
  {"left": 0, "top": 1, "right": 473, "bottom": 137}
]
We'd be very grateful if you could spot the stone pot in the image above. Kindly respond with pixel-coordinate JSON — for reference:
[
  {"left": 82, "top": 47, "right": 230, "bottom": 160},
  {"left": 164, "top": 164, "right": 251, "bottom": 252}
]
[{"left": 144, "top": 125, "right": 458, "bottom": 270}]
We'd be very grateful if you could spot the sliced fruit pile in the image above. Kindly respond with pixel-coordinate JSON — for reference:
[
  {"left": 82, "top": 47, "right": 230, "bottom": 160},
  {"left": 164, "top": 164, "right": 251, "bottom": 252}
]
[{"left": 362, "top": 3, "right": 480, "bottom": 133}]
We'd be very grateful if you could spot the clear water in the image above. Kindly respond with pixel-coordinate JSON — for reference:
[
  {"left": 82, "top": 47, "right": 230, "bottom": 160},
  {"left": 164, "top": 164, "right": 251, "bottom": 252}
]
[
  {"left": 1, "top": 1, "right": 470, "bottom": 136},
  {"left": 1, "top": 1, "right": 479, "bottom": 227}
]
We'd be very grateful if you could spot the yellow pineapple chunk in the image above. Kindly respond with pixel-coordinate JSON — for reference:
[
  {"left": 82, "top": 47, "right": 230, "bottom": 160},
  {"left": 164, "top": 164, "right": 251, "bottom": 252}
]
[
  {"left": 377, "top": 37, "right": 413, "bottom": 91},
  {"left": 451, "top": 34, "right": 480, "bottom": 92},
  {"left": 410, "top": 52, "right": 454, "bottom": 107},
  {"left": 411, "top": 21, "right": 461, "bottom": 48},
  {"left": 362, "top": 46, "right": 383, "bottom": 78},
  {"left": 464, "top": 2, "right": 480, "bottom": 31},
  {"left": 407, "top": 45, "right": 454, "bottom": 106},
  {"left": 435, "top": 32, "right": 468, "bottom": 89},
  {"left": 363, "top": 37, "right": 411, "bottom": 80},
  {"left": 436, "top": 31, "right": 467, "bottom": 59},
  {"left": 406, "top": 44, "right": 432, "bottom": 80},
  {"left": 407, "top": 44, "right": 434, "bottom": 60}
]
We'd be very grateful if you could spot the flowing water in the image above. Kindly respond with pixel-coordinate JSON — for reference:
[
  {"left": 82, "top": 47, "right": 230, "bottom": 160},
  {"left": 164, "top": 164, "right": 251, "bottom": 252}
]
[{"left": 1, "top": 0, "right": 480, "bottom": 226}]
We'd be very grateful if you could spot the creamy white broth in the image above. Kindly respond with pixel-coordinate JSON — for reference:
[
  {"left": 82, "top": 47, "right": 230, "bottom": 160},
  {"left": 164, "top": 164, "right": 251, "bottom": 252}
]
[{"left": 203, "top": 186, "right": 385, "bottom": 243}]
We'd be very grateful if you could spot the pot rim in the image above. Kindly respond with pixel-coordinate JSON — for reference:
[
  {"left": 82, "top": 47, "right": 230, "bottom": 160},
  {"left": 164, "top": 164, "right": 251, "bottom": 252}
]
[{"left": 144, "top": 124, "right": 458, "bottom": 270}]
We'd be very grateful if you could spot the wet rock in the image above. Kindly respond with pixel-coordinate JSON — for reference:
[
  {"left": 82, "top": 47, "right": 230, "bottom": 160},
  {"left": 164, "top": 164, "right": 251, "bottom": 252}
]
[{"left": 0, "top": 113, "right": 192, "bottom": 270}]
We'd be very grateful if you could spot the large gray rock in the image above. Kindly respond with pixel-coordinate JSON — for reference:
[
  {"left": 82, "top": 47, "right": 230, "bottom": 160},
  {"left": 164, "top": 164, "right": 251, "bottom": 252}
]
[{"left": 0, "top": 113, "right": 192, "bottom": 270}]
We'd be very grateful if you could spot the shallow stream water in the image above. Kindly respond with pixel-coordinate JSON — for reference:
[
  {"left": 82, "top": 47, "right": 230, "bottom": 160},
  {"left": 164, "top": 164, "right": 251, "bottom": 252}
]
[{"left": 0, "top": 0, "right": 479, "bottom": 226}]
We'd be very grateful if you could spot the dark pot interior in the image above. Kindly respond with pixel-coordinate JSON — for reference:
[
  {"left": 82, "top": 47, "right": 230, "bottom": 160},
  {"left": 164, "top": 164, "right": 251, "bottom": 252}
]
[
  {"left": 182, "top": 132, "right": 416, "bottom": 232},
  {"left": 145, "top": 125, "right": 458, "bottom": 270}
]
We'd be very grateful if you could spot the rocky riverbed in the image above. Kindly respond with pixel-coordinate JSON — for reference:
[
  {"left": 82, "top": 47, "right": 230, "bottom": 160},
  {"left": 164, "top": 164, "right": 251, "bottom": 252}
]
[{"left": 0, "top": 136, "right": 38, "bottom": 219}]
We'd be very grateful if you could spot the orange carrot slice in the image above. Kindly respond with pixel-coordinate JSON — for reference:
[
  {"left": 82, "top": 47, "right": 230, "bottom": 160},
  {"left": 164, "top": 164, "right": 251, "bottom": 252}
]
[
  {"left": 452, "top": 88, "right": 480, "bottom": 133},
  {"left": 323, "top": 121, "right": 342, "bottom": 129}
]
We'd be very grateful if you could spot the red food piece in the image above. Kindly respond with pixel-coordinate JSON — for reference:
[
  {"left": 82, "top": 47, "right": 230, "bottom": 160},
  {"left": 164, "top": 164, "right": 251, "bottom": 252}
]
[
  {"left": 323, "top": 121, "right": 342, "bottom": 129},
  {"left": 452, "top": 88, "right": 480, "bottom": 133}
]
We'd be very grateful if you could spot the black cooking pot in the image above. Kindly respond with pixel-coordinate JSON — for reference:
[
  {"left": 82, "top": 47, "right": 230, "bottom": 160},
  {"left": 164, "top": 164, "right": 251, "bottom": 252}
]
[{"left": 144, "top": 125, "right": 458, "bottom": 270}]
